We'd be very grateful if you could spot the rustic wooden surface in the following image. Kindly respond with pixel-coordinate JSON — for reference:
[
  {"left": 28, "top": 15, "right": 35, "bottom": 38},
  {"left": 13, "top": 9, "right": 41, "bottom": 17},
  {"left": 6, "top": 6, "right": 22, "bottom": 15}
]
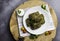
[{"left": 10, "top": 0, "right": 58, "bottom": 41}]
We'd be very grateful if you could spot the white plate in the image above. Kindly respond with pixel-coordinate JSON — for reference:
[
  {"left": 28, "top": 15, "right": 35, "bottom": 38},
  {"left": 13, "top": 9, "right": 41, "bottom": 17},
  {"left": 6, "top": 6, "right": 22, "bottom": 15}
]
[{"left": 23, "top": 6, "right": 55, "bottom": 35}]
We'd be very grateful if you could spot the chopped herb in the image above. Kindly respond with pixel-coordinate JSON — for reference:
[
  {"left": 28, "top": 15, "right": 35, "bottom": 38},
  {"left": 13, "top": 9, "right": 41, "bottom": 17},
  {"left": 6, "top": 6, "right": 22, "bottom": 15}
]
[
  {"left": 41, "top": 4, "right": 46, "bottom": 10},
  {"left": 18, "top": 10, "right": 21, "bottom": 14},
  {"left": 45, "top": 31, "right": 51, "bottom": 36},
  {"left": 29, "top": 35, "right": 35, "bottom": 39},
  {"left": 29, "top": 34, "right": 39, "bottom": 39}
]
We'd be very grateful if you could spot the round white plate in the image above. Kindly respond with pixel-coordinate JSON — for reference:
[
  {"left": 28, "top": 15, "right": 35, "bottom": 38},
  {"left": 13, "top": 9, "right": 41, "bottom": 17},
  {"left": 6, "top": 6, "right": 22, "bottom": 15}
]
[{"left": 23, "top": 6, "right": 55, "bottom": 35}]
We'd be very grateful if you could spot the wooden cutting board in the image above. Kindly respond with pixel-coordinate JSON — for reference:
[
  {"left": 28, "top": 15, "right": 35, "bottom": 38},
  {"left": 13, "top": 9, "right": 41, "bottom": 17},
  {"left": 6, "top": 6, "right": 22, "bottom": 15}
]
[{"left": 10, "top": 0, "right": 58, "bottom": 41}]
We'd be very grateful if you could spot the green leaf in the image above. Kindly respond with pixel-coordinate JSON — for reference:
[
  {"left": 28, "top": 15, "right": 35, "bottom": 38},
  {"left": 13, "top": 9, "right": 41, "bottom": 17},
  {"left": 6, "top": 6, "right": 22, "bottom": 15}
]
[
  {"left": 18, "top": 10, "right": 21, "bottom": 14},
  {"left": 41, "top": 4, "right": 46, "bottom": 10}
]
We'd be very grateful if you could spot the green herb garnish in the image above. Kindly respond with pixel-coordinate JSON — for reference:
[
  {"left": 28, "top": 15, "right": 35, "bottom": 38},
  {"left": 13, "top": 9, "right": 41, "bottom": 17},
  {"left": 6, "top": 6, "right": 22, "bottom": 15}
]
[
  {"left": 45, "top": 31, "right": 51, "bottom": 36},
  {"left": 41, "top": 4, "right": 46, "bottom": 10},
  {"left": 29, "top": 34, "right": 39, "bottom": 39},
  {"left": 18, "top": 10, "right": 21, "bottom": 14}
]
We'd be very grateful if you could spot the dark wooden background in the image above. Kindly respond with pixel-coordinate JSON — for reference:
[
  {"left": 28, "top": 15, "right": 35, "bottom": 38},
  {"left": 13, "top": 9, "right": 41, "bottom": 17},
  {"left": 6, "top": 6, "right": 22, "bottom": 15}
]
[{"left": 0, "top": 0, "right": 60, "bottom": 41}]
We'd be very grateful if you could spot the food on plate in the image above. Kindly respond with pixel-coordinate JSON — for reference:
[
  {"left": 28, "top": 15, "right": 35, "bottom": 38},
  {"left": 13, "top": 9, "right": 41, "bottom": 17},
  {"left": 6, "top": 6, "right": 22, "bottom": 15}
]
[
  {"left": 21, "top": 27, "right": 27, "bottom": 33},
  {"left": 26, "top": 18, "right": 30, "bottom": 27},
  {"left": 26, "top": 11, "right": 45, "bottom": 30}
]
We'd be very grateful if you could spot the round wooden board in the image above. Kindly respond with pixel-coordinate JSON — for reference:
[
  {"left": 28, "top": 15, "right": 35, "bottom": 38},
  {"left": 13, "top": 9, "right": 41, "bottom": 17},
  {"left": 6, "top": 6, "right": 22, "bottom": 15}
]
[{"left": 10, "top": 0, "right": 58, "bottom": 41}]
